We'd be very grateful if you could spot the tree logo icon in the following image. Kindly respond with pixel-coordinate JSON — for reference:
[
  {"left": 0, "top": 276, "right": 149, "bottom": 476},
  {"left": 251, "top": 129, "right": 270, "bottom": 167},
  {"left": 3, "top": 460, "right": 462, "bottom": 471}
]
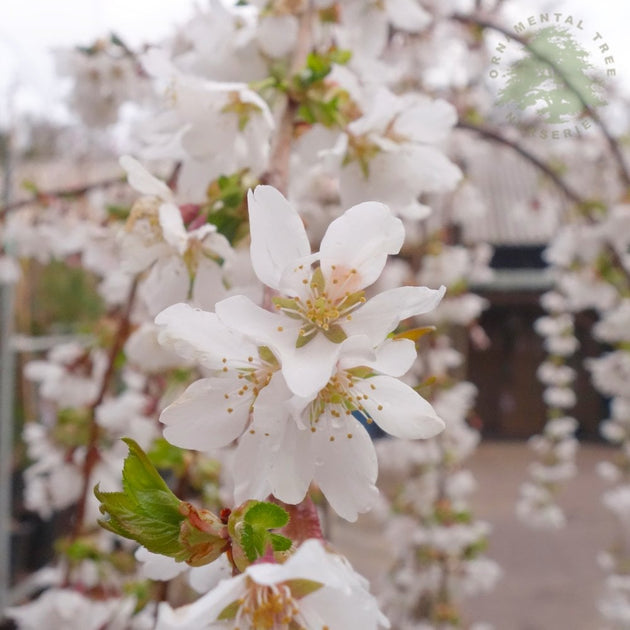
[
  {"left": 497, "top": 26, "right": 605, "bottom": 124},
  {"left": 489, "top": 15, "right": 614, "bottom": 139}
]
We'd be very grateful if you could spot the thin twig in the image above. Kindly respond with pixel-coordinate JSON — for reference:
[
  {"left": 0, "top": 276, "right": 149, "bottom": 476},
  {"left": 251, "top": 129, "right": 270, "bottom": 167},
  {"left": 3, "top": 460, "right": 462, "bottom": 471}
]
[
  {"left": 456, "top": 120, "right": 584, "bottom": 204},
  {"left": 453, "top": 13, "right": 630, "bottom": 188},
  {"left": 264, "top": 2, "right": 314, "bottom": 195},
  {"left": 0, "top": 175, "right": 126, "bottom": 216},
  {"left": 70, "top": 279, "right": 138, "bottom": 541}
]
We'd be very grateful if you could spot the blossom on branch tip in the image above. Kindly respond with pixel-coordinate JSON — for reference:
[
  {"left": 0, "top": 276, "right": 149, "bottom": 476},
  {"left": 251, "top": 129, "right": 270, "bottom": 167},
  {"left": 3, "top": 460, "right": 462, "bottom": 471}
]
[
  {"left": 155, "top": 539, "right": 389, "bottom": 630},
  {"left": 216, "top": 185, "right": 445, "bottom": 397}
]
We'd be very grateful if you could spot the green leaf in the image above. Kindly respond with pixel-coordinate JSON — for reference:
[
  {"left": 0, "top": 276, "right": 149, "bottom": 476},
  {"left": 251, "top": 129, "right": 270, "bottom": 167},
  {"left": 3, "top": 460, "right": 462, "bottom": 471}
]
[
  {"left": 244, "top": 502, "right": 290, "bottom": 530},
  {"left": 147, "top": 438, "right": 186, "bottom": 476},
  {"left": 270, "top": 533, "right": 292, "bottom": 552},
  {"left": 95, "top": 438, "right": 228, "bottom": 565},
  {"left": 229, "top": 501, "right": 291, "bottom": 568},
  {"left": 240, "top": 522, "right": 265, "bottom": 561},
  {"left": 95, "top": 439, "right": 182, "bottom": 540}
]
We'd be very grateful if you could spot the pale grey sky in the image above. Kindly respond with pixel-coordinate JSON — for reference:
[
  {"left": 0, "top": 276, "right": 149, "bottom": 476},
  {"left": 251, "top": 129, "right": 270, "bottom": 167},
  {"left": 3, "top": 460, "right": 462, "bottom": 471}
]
[
  {"left": 1, "top": 0, "right": 629, "bottom": 125},
  {"left": 0, "top": 0, "right": 198, "bottom": 124}
]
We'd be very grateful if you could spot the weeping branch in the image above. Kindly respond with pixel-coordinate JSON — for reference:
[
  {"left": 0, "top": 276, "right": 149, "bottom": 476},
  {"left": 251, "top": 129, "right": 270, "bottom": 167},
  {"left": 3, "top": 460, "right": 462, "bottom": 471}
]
[{"left": 452, "top": 13, "right": 630, "bottom": 189}]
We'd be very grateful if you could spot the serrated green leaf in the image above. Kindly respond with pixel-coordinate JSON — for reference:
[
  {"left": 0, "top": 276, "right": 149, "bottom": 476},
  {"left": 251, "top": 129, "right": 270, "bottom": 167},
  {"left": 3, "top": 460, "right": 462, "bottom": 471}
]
[
  {"left": 240, "top": 522, "right": 264, "bottom": 562},
  {"left": 230, "top": 501, "right": 292, "bottom": 567},
  {"left": 96, "top": 440, "right": 228, "bottom": 566},
  {"left": 243, "top": 502, "right": 289, "bottom": 530},
  {"left": 95, "top": 439, "right": 185, "bottom": 556},
  {"left": 270, "top": 533, "right": 292, "bottom": 552}
]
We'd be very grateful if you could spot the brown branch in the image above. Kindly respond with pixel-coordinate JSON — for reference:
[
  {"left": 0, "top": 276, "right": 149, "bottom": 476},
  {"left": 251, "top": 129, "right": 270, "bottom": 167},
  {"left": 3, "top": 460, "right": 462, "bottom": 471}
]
[
  {"left": 0, "top": 175, "right": 126, "bottom": 216},
  {"left": 456, "top": 120, "right": 584, "bottom": 204},
  {"left": 453, "top": 13, "right": 630, "bottom": 189},
  {"left": 264, "top": 3, "right": 314, "bottom": 195},
  {"left": 71, "top": 279, "right": 138, "bottom": 540}
]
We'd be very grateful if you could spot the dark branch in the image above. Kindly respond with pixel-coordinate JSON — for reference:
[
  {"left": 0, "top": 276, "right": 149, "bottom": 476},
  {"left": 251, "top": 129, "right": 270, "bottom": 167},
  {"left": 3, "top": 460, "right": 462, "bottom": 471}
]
[
  {"left": 456, "top": 120, "right": 583, "bottom": 205},
  {"left": 0, "top": 175, "right": 126, "bottom": 216},
  {"left": 452, "top": 13, "right": 630, "bottom": 188}
]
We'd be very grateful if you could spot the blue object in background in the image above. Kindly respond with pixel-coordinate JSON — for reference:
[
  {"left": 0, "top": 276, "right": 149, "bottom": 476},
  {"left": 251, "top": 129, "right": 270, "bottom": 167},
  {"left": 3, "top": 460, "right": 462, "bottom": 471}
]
[{"left": 352, "top": 410, "right": 385, "bottom": 439}]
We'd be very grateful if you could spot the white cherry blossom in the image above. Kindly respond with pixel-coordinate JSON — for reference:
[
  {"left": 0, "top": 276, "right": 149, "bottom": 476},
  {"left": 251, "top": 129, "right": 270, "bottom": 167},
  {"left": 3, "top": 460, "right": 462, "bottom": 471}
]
[
  {"left": 155, "top": 539, "right": 389, "bottom": 630},
  {"left": 216, "top": 185, "right": 445, "bottom": 397}
]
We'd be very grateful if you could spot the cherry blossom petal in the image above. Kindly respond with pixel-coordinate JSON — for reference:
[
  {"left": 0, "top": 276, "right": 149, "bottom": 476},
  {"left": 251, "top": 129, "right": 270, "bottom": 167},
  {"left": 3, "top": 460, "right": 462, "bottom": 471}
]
[
  {"left": 248, "top": 185, "right": 311, "bottom": 289},
  {"left": 188, "top": 555, "right": 232, "bottom": 594},
  {"left": 406, "top": 144, "right": 462, "bottom": 193},
  {"left": 393, "top": 97, "right": 456, "bottom": 144},
  {"left": 320, "top": 202, "right": 404, "bottom": 290},
  {"left": 215, "top": 295, "right": 340, "bottom": 397},
  {"left": 341, "top": 338, "right": 416, "bottom": 377},
  {"left": 140, "top": 257, "right": 189, "bottom": 317},
  {"left": 345, "top": 285, "right": 445, "bottom": 344},
  {"left": 156, "top": 578, "right": 245, "bottom": 630},
  {"left": 234, "top": 373, "right": 315, "bottom": 505},
  {"left": 353, "top": 375, "right": 445, "bottom": 439},
  {"left": 158, "top": 203, "right": 188, "bottom": 255},
  {"left": 119, "top": 155, "right": 173, "bottom": 200},
  {"left": 312, "top": 419, "right": 379, "bottom": 522},
  {"left": 191, "top": 258, "right": 229, "bottom": 311},
  {"left": 232, "top": 429, "right": 273, "bottom": 503},
  {"left": 155, "top": 303, "right": 258, "bottom": 369},
  {"left": 386, "top": 0, "right": 431, "bottom": 32},
  {"left": 160, "top": 377, "right": 251, "bottom": 451},
  {"left": 267, "top": 421, "right": 315, "bottom": 505}
]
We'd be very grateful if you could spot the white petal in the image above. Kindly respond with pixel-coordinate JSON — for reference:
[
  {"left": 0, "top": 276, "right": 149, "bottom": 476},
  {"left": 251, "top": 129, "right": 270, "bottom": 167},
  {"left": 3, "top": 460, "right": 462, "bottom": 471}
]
[
  {"left": 250, "top": 374, "right": 315, "bottom": 504},
  {"left": 156, "top": 577, "right": 246, "bottom": 630},
  {"left": 268, "top": 421, "right": 315, "bottom": 505},
  {"left": 353, "top": 375, "right": 445, "bottom": 439},
  {"left": 386, "top": 0, "right": 431, "bottom": 31},
  {"left": 232, "top": 372, "right": 292, "bottom": 503},
  {"left": 341, "top": 338, "right": 416, "bottom": 377},
  {"left": 215, "top": 295, "right": 338, "bottom": 397},
  {"left": 257, "top": 14, "right": 298, "bottom": 58},
  {"left": 188, "top": 555, "right": 232, "bottom": 594},
  {"left": 393, "top": 97, "right": 456, "bottom": 144},
  {"left": 135, "top": 548, "right": 185, "bottom": 581},
  {"left": 191, "top": 257, "right": 229, "bottom": 311},
  {"left": 398, "top": 200, "right": 432, "bottom": 221},
  {"left": 405, "top": 145, "right": 463, "bottom": 193},
  {"left": 312, "top": 419, "right": 379, "bottom": 522},
  {"left": 160, "top": 377, "right": 251, "bottom": 450},
  {"left": 345, "top": 285, "right": 446, "bottom": 344},
  {"left": 158, "top": 203, "right": 188, "bottom": 255},
  {"left": 248, "top": 185, "right": 311, "bottom": 289},
  {"left": 320, "top": 202, "right": 404, "bottom": 290},
  {"left": 139, "top": 257, "right": 189, "bottom": 317},
  {"left": 119, "top": 155, "right": 172, "bottom": 200},
  {"left": 155, "top": 303, "right": 257, "bottom": 369}
]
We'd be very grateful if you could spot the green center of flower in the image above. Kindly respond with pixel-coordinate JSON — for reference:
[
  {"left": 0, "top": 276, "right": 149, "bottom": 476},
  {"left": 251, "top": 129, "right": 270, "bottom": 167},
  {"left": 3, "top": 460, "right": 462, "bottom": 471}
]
[
  {"left": 218, "top": 577, "right": 325, "bottom": 630},
  {"left": 222, "top": 582, "right": 306, "bottom": 630},
  {"left": 273, "top": 267, "right": 366, "bottom": 348}
]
